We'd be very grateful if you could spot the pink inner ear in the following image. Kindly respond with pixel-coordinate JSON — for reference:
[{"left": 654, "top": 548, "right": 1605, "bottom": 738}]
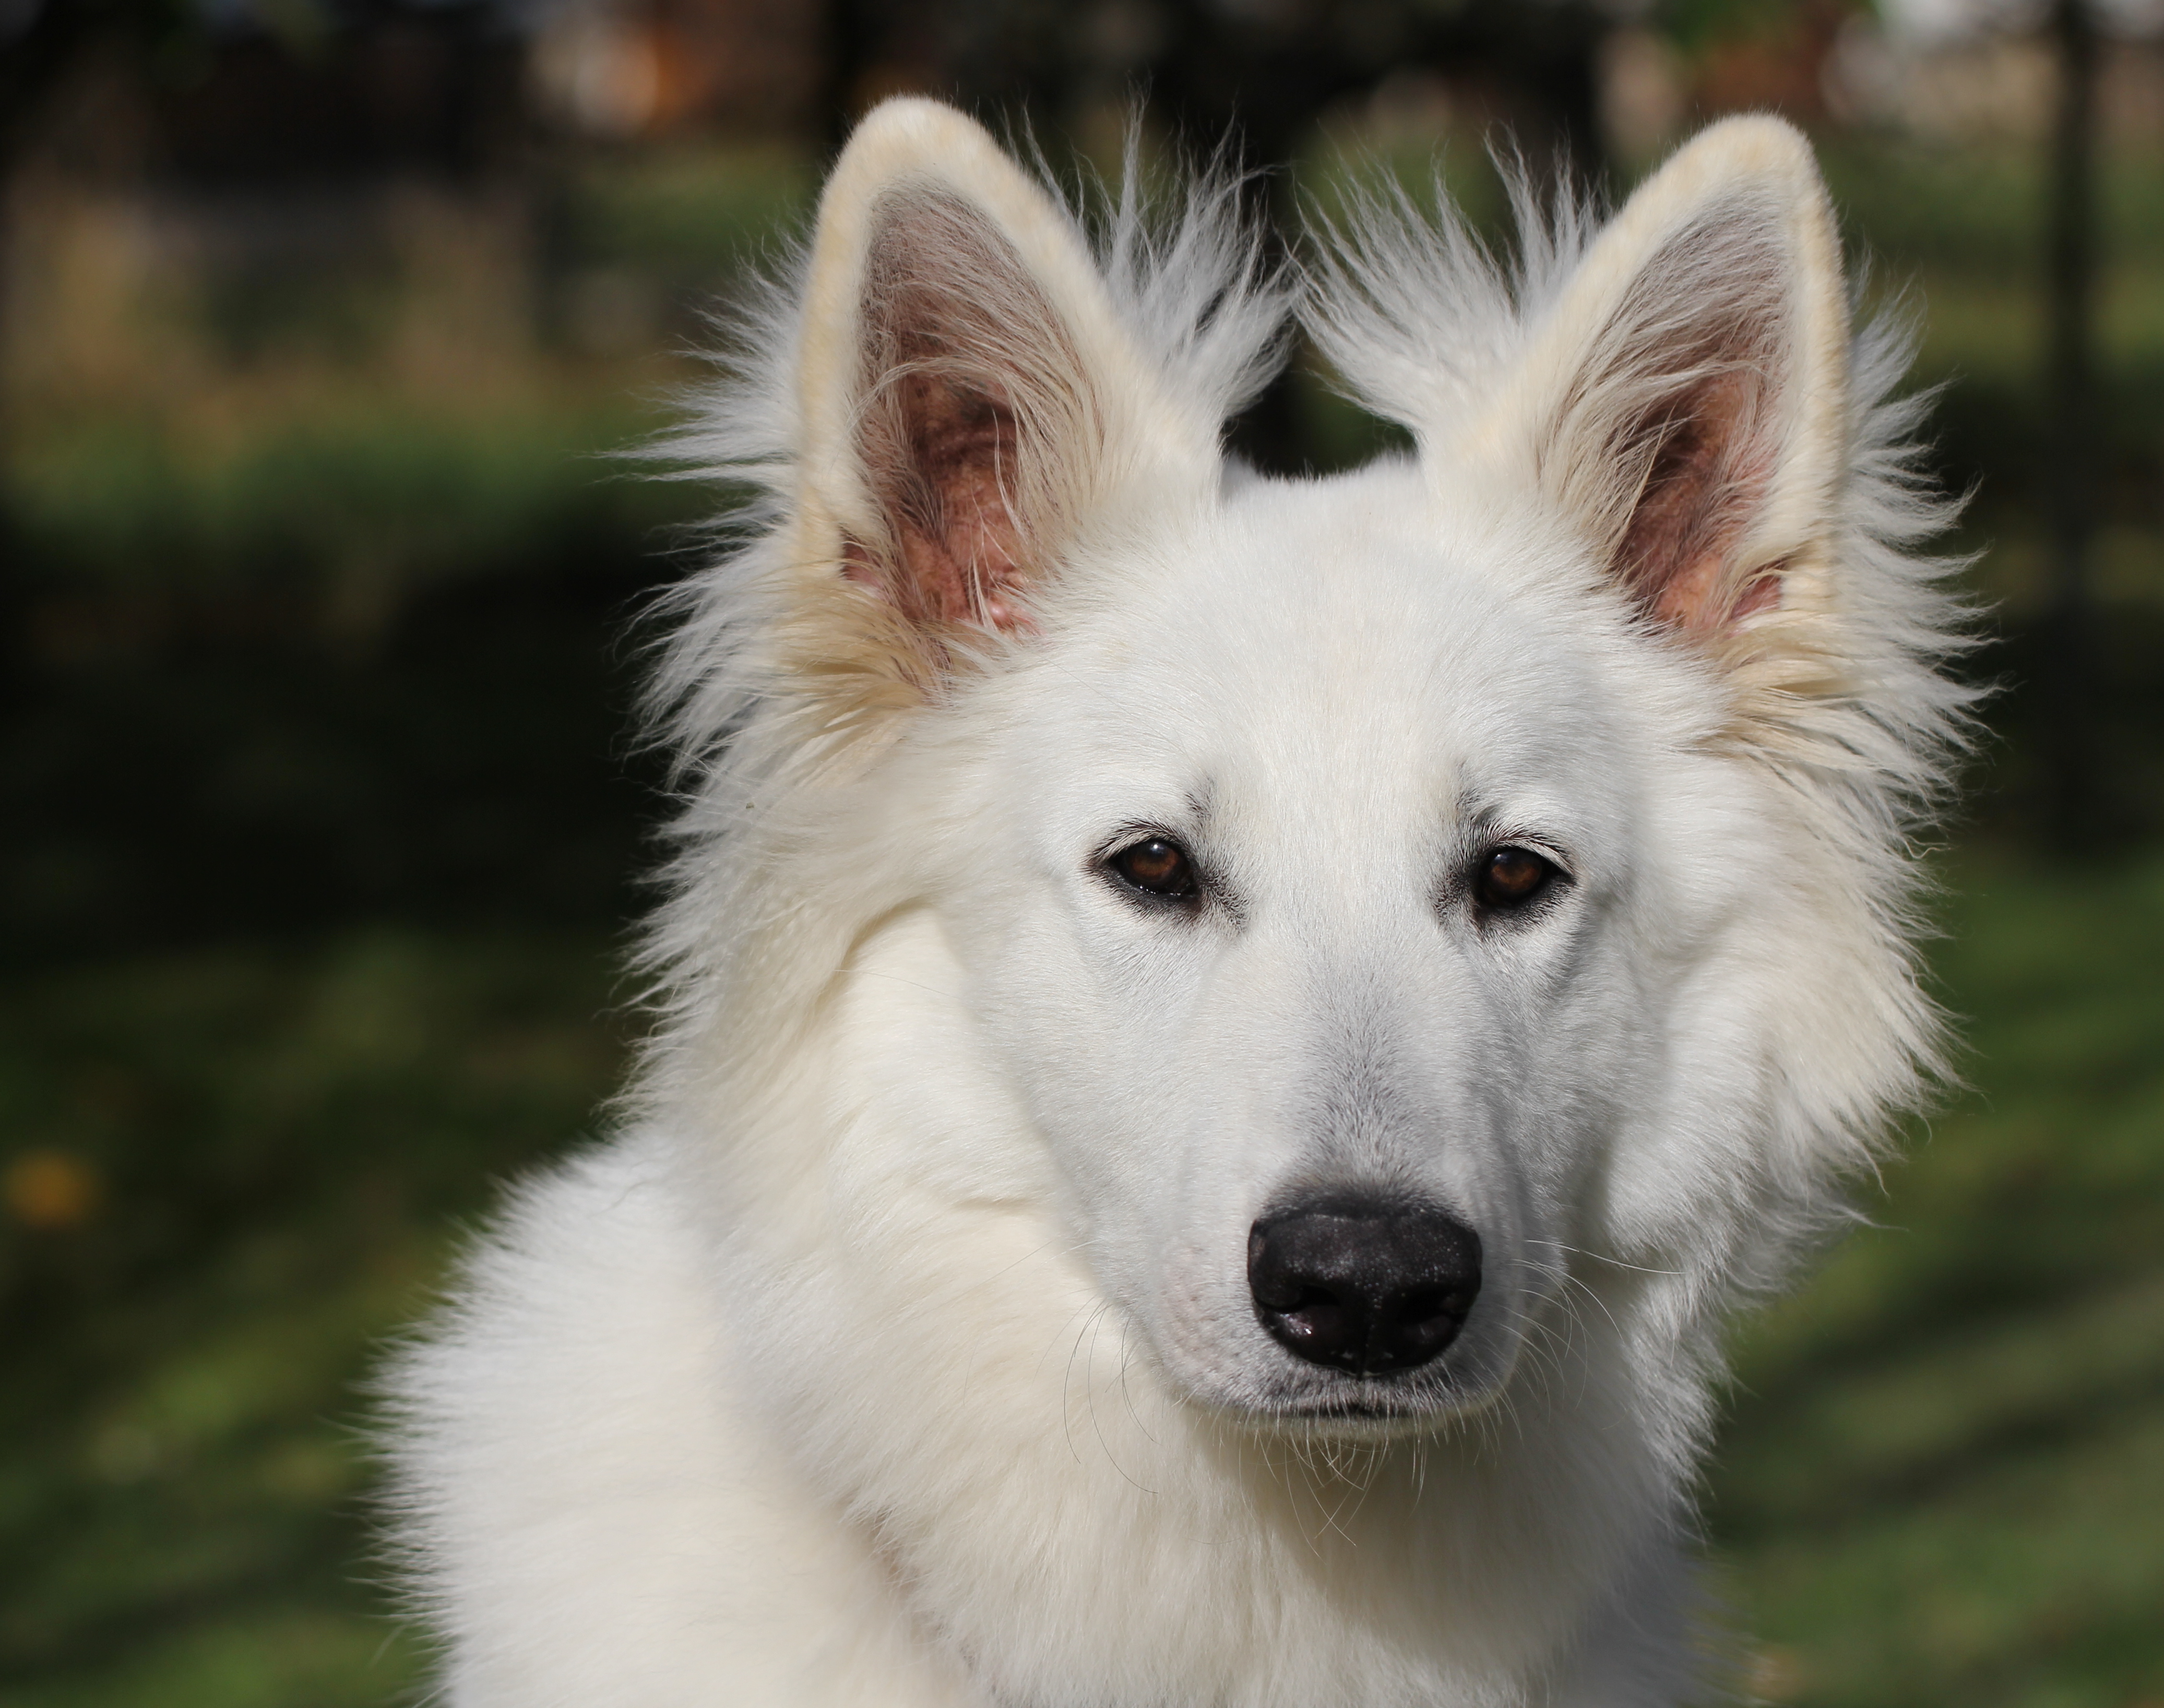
[
  {"left": 1616, "top": 365, "right": 1781, "bottom": 634},
  {"left": 841, "top": 367, "right": 1029, "bottom": 631},
  {"left": 846, "top": 192, "right": 1074, "bottom": 640}
]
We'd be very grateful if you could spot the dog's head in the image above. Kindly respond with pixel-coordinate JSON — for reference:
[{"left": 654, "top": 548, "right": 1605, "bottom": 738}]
[{"left": 670, "top": 102, "right": 1962, "bottom": 1435}]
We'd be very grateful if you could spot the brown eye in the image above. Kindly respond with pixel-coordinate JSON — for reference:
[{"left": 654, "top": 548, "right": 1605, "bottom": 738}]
[
  {"left": 1474, "top": 846, "right": 1559, "bottom": 911},
  {"left": 1108, "top": 836, "right": 1199, "bottom": 901}
]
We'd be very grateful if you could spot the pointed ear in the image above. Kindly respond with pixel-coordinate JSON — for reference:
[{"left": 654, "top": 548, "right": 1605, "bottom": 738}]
[
  {"left": 1503, "top": 117, "right": 1848, "bottom": 637},
  {"left": 789, "top": 99, "right": 1204, "bottom": 682}
]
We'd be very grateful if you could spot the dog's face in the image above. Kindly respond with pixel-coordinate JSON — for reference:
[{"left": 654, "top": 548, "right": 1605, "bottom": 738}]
[
  {"left": 960, "top": 483, "right": 1678, "bottom": 1420},
  {"left": 767, "top": 104, "right": 1903, "bottom": 1433}
]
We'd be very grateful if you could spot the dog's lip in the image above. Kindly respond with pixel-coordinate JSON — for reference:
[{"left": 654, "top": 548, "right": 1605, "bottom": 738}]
[
  {"left": 1206, "top": 1392, "right": 1490, "bottom": 1442},
  {"left": 1275, "top": 1399, "right": 1427, "bottom": 1420},
  {"left": 1269, "top": 1386, "right": 1465, "bottom": 1419},
  {"left": 1207, "top": 1368, "right": 1496, "bottom": 1427}
]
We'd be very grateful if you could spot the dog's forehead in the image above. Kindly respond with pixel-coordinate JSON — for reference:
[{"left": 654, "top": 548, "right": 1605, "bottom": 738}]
[{"left": 1050, "top": 469, "right": 1631, "bottom": 810}]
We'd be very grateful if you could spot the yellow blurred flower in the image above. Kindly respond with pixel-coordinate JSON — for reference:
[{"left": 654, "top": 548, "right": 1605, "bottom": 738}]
[{"left": 5, "top": 1150, "right": 103, "bottom": 1229}]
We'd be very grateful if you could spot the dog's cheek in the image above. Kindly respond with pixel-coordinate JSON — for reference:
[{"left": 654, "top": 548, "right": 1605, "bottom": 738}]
[
  {"left": 968, "top": 925, "right": 1277, "bottom": 1371},
  {"left": 952, "top": 894, "right": 1170, "bottom": 1225}
]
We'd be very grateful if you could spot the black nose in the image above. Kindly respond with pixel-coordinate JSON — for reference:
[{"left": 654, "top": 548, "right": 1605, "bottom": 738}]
[{"left": 1248, "top": 1198, "right": 1482, "bottom": 1376}]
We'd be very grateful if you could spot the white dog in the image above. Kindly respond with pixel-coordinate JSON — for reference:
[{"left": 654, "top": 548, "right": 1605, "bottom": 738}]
[{"left": 385, "top": 100, "right": 1969, "bottom": 1705}]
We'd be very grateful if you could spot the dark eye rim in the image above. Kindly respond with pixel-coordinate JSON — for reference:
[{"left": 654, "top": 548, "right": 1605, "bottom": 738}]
[
  {"left": 1468, "top": 842, "right": 1571, "bottom": 915},
  {"left": 1098, "top": 830, "right": 1204, "bottom": 906}
]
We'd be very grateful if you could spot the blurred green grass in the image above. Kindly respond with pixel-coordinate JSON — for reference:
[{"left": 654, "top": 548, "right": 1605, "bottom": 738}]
[
  {"left": 1711, "top": 850, "right": 2164, "bottom": 1708},
  {"left": 0, "top": 932, "right": 632, "bottom": 1707}
]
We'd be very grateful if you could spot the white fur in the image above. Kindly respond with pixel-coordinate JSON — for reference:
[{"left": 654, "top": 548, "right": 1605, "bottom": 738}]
[{"left": 383, "top": 102, "right": 1972, "bottom": 1706}]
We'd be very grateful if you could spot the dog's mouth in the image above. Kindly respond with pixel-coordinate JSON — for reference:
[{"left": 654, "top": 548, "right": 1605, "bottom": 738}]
[
  {"left": 1286, "top": 1372, "right": 1490, "bottom": 1415},
  {"left": 1175, "top": 1289, "right": 1526, "bottom": 1436},
  {"left": 1204, "top": 1351, "right": 1512, "bottom": 1436},
  {"left": 1273, "top": 1396, "right": 1438, "bottom": 1425},
  {"left": 1282, "top": 1385, "right": 1455, "bottom": 1417}
]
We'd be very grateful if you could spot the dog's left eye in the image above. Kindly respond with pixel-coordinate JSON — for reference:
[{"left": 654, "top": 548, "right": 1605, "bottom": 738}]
[
  {"left": 1473, "top": 846, "right": 1560, "bottom": 911},
  {"left": 1107, "top": 836, "right": 1200, "bottom": 902}
]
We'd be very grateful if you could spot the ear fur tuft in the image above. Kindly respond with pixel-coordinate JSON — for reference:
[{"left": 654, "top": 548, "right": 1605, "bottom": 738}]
[
  {"left": 642, "top": 100, "right": 1290, "bottom": 798},
  {"left": 753, "top": 100, "right": 1287, "bottom": 700},
  {"left": 1507, "top": 120, "right": 1847, "bottom": 644},
  {"left": 1301, "top": 114, "right": 1975, "bottom": 790}
]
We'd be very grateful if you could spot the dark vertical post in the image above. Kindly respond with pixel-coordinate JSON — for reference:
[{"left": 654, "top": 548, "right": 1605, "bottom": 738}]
[
  {"left": 1219, "top": 125, "right": 1303, "bottom": 478},
  {"left": 1534, "top": 9, "right": 1612, "bottom": 209},
  {"left": 0, "top": 0, "right": 100, "bottom": 723},
  {"left": 2045, "top": 0, "right": 2099, "bottom": 820},
  {"left": 824, "top": 0, "right": 873, "bottom": 158}
]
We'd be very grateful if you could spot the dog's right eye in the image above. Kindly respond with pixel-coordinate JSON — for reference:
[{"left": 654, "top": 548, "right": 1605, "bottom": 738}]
[
  {"left": 1473, "top": 845, "right": 1561, "bottom": 912},
  {"left": 1107, "top": 836, "right": 1199, "bottom": 902}
]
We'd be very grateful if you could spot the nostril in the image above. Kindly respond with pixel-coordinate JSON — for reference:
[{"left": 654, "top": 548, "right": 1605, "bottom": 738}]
[
  {"left": 1253, "top": 1278, "right": 1335, "bottom": 1315},
  {"left": 1247, "top": 1198, "right": 1482, "bottom": 1377},
  {"left": 1396, "top": 1285, "right": 1469, "bottom": 1327}
]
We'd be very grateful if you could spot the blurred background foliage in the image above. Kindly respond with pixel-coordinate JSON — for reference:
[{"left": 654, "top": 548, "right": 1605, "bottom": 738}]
[{"left": 1, "top": 0, "right": 2161, "bottom": 1703}]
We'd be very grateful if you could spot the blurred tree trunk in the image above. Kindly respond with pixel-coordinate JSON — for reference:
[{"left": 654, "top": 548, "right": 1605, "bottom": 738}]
[
  {"left": 0, "top": 0, "right": 92, "bottom": 722},
  {"left": 2045, "top": 0, "right": 2099, "bottom": 822},
  {"left": 823, "top": 0, "right": 872, "bottom": 158},
  {"left": 0, "top": 0, "right": 195, "bottom": 716}
]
